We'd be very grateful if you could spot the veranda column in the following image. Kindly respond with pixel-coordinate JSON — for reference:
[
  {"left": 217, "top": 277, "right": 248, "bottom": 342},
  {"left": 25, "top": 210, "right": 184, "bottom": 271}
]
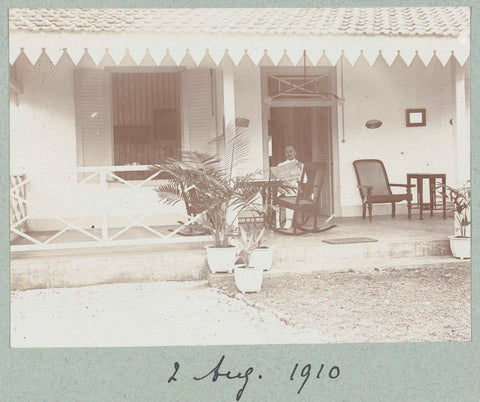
[
  {"left": 451, "top": 60, "right": 470, "bottom": 187},
  {"left": 222, "top": 62, "right": 237, "bottom": 177},
  {"left": 221, "top": 62, "right": 238, "bottom": 226}
]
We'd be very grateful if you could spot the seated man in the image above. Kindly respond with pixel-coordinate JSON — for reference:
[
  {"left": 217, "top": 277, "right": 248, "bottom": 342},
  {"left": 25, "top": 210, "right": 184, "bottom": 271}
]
[{"left": 271, "top": 144, "right": 304, "bottom": 229}]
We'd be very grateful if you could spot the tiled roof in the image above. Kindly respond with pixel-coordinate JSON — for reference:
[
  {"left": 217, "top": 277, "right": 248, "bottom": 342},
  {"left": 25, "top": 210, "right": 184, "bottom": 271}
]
[{"left": 9, "top": 7, "right": 470, "bottom": 37}]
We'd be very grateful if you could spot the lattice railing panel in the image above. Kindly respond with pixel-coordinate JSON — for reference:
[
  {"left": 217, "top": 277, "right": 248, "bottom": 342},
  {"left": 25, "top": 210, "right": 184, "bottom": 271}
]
[
  {"left": 10, "top": 174, "right": 27, "bottom": 237},
  {"left": 10, "top": 166, "right": 211, "bottom": 251}
]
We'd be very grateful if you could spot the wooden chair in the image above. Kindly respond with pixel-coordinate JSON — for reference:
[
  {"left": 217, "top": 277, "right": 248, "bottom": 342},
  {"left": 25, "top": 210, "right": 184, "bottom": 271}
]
[
  {"left": 353, "top": 159, "right": 414, "bottom": 221},
  {"left": 274, "top": 162, "right": 336, "bottom": 235},
  {"left": 169, "top": 182, "right": 210, "bottom": 236}
]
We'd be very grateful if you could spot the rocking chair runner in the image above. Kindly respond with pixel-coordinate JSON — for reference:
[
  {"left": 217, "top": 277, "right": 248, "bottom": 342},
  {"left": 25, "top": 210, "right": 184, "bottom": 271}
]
[
  {"left": 353, "top": 159, "right": 415, "bottom": 221},
  {"left": 273, "top": 162, "right": 336, "bottom": 235}
]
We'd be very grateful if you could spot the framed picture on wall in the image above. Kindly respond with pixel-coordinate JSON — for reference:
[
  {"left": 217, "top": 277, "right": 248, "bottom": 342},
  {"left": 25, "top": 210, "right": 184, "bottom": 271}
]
[{"left": 406, "top": 108, "right": 426, "bottom": 127}]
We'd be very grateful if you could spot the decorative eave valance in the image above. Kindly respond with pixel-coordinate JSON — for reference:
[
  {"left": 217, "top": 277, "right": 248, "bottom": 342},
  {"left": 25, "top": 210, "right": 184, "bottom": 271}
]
[
  {"left": 9, "top": 31, "right": 470, "bottom": 68},
  {"left": 10, "top": 76, "right": 23, "bottom": 94}
]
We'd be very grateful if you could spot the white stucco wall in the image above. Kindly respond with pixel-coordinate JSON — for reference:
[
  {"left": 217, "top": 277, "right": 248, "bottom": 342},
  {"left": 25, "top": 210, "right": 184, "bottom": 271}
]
[
  {"left": 337, "top": 56, "right": 458, "bottom": 215},
  {"left": 10, "top": 52, "right": 77, "bottom": 173},
  {"left": 10, "top": 50, "right": 467, "bottom": 230}
]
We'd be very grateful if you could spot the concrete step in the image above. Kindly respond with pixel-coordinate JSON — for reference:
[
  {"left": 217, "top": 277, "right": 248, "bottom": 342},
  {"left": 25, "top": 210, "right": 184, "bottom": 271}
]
[
  {"left": 272, "top": 238, "right": 451, "bottom": 271},
  {"left": 11, "top": 245, "right": 210, "bottom": 291},
  {"left": 11, "top": 237, "right": 454, "bottom": 291}
]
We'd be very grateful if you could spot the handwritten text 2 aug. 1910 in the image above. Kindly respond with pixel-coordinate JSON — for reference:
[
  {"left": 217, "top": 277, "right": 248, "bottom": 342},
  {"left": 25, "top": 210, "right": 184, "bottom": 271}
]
[{"left": 168, "top": 355, "right": 340, "bottom": 400}]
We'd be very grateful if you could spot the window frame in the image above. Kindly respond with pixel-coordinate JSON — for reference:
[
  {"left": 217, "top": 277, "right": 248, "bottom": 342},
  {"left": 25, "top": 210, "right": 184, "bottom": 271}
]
[{"left": 106, "top": 66, "right": 186, "bottom": 173}]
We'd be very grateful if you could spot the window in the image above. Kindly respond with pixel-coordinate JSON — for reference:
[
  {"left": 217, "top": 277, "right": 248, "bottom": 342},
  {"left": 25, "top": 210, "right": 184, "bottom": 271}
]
[
  {"left": 111, "top": 72, "right": 181, "bottom": 179},
  {"left": 74, "top": 67, "right": 219, "bottom": 180}
]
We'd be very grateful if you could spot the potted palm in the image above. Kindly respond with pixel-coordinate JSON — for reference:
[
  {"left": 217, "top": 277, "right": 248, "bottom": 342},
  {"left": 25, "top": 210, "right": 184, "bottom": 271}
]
[
  {"left": 153, "top": 151, "right": 262, "bottom": 273},
  {"left": 239, "top": 205, "right": 274, "bottom": 271},
  {"left": 439, "top": 181, "right": 471, "bottom": 259},
  {"left": 234, "top": 225, "right": 266, "bottom": 293}
]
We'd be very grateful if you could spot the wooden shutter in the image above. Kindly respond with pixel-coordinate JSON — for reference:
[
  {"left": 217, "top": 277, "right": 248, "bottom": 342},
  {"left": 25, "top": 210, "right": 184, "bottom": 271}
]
[
  {"left": 182, "top": 69, "right": 217, "bottom": 155},
  {"left": 74, "top": 69, "right": 113, "bottom": 166}
]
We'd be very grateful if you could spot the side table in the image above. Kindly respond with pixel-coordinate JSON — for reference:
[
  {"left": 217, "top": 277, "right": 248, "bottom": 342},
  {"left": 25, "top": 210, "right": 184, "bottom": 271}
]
[{"left": 406, "top": 173, "right": 447, "bottom": 220}]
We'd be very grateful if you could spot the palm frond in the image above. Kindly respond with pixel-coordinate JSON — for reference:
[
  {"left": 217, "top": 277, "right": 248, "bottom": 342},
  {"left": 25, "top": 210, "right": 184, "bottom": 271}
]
[
  {"left": 219, "top": 125, "right": 250, "bottom": 176},
  {"left": 150, "top": 126, "right": 281, "bottom": 246},
  {"left": 155, "top": 183, "right": 183, "bottom": 206}
]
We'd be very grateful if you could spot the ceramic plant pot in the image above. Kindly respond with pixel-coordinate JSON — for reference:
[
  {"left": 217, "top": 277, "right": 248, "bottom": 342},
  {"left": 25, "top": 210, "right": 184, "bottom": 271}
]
[
  {"left": 249, "top": 246, "right": 274, "bottom": 271},
  {"left": 205, "top": 245, "right": 237, "bottom": 273},
  {"left": 448, "top": 236, "right": 470, "bottom": 260},
  {"left": 234, "top": 265, "right": 263, "bottom": 293}
]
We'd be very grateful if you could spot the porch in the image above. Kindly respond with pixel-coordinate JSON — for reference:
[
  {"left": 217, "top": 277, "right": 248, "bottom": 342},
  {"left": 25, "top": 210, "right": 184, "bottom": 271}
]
[{"left": 11, "top": 214, "right": 459, "bottom": 291}]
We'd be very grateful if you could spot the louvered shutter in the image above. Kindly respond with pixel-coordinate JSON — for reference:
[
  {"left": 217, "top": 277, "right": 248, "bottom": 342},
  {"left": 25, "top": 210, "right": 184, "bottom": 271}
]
[
  {"left": 182, "top": 69, "right": 217, "bottom": 155},
  {"left": 74, "top": 69, "right": 113, "bottom": 166}
]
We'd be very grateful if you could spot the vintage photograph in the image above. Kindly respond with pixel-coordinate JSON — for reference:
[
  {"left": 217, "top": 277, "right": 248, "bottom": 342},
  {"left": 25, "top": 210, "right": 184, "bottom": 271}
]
[{"left": 9, "top": 7, "right": 470, "bottom": 347}]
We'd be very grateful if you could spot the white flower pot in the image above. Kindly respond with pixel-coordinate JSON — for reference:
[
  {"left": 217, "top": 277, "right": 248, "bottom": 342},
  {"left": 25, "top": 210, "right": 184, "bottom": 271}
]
[
  {"left": 448, "top": 236, "right": 470, "bottom": 260},
  {"left": 205, "top": 246, "right": 237, "bottom": 273},
  {"left": 234, "top": 265, "right": 264, "bottom": 293},
  {"left": 249, "top": 246, "right": 274, "bottom": 271}
]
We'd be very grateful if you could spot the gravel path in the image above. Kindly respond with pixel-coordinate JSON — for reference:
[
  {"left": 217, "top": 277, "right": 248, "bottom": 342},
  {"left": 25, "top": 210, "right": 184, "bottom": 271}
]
[
  {"left": 216, "top": 265, "right": 471, "bottom": 343},
  {"left": 11, "top": 281, "right": 326, "bottom": 348}
]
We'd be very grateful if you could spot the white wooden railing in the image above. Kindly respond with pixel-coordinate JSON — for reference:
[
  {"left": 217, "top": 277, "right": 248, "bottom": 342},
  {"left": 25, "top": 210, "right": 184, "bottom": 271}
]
[
  {"left": 10, "top": 165, "right": 211, "bottom": 252},
  {"left": 10, "top": 174, "right": 27, "bottom": 241}
]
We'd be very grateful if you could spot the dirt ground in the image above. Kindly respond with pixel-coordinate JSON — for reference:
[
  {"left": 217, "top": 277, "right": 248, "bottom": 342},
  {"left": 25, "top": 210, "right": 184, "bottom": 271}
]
[
  {"left": 215, "top": 264, "right": 471, "bottom": 343},
  {"left": 11, "top": 264, "right": 470, "bottom": 347}
]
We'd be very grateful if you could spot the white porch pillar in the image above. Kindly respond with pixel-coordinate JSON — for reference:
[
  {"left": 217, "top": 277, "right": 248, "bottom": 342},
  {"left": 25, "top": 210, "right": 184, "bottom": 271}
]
[
  {"left": 221, "top": 63, "right": 239, "bottom": 226},
  {"left": 222, "top": 63, "right": 237, "bottom": 176},
  {"left": 451, "top": 61, "right": 470, "bottom": 187}
]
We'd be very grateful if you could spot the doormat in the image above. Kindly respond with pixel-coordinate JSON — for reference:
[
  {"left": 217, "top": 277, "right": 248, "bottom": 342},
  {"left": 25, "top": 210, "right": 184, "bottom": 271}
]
[{"left": 322, "top": 237, "right": 378, "bottom": 245}]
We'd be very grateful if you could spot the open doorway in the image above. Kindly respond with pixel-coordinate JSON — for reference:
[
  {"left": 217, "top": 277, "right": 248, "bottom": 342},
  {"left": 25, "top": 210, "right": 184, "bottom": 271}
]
[{"left": 268, "top": 106, "right": 332, "bottom": 215}]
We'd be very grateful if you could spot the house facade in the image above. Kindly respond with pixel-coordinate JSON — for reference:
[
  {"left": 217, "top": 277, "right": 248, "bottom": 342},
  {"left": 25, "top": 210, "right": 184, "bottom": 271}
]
[{"left": 9, "top": 8, "right": 470, "bottom": 249}]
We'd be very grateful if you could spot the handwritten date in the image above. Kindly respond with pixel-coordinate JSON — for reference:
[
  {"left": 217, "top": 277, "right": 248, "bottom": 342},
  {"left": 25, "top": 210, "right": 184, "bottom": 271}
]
[
  {"left": 168, "top": 356, "right": 340, "bottom": 400},
  {"left": 290, "top": 363, "right": 340, "bottom": 394}
]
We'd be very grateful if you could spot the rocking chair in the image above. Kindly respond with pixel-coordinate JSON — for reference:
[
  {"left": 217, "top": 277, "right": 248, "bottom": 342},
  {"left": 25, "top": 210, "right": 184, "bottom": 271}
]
[
  {"left": 273, "top": 162, "right": 337, "bottom": 235},
  {"left": 353, "top": 159, "right": 414, "bottom": 221}
]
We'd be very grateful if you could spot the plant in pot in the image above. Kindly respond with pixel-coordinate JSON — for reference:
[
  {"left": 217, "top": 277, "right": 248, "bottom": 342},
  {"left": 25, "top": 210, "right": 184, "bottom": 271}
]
[
  {"left": 234, "top": 225, "right": 266, "bottom": 293},
  {"left": 240, "top": 205, "right": 275, "bottom": 271},
  {"left": 439, "top": 181, "right": 471, "bottom": 259},
  {"left": 153, "top": 151, "right": 262, "bottom": 273}
]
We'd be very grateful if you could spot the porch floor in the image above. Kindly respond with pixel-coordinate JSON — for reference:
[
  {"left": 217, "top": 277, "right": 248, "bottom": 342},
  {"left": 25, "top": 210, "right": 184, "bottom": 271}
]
[
  {"left": 11, "top": 214, "right": 462, "bottom": 290},
  {"left": 12, "top": 214, "right": 451, "bottom": 257}
]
